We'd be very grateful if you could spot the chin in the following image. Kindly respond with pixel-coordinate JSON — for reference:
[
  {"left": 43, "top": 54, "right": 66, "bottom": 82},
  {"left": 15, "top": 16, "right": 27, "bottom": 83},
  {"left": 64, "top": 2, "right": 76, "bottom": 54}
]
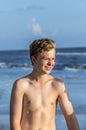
[{"left": 44, "top": 69, "right": 52, "bottom": 74}]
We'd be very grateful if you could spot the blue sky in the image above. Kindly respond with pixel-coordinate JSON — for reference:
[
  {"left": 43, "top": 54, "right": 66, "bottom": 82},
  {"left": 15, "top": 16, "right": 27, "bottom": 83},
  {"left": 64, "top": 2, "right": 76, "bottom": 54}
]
[{"left": 0, "top": 0, "right": 86, "bottom": 50}]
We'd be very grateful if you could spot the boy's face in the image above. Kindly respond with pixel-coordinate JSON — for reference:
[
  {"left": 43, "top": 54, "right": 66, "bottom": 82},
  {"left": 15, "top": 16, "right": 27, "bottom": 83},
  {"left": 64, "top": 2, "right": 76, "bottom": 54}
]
[{"left": 33, "top": 48, "right": 56, "bottom": 74}]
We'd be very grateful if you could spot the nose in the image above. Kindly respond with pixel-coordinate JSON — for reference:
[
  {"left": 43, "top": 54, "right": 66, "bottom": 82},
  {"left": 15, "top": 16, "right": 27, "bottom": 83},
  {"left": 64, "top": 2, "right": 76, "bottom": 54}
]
[
  {"left": 47, "top": 61, "right": 51, "bottom": 66},
  {"left": 47, "top": 59, "right": 54, "bottom": 66}
]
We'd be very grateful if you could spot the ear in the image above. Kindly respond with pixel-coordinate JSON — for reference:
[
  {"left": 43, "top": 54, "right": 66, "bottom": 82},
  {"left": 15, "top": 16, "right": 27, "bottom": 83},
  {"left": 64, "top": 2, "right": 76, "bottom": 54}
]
[{"left": 31, "top": 56, "right": 37, "bottom": 65}]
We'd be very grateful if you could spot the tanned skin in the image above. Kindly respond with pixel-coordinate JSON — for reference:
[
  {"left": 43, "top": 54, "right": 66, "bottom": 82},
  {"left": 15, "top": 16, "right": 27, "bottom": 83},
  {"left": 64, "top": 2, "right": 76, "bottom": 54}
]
[{"left": 10, "top": 48, "right": 80, "bottom": 130}]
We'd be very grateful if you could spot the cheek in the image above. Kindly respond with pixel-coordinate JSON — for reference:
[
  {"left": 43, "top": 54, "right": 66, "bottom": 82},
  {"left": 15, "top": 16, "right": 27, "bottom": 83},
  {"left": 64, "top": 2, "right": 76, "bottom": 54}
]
[
  {"left": 37, "top": 60, "right": 44, "bottom": 66},
  {"left": 39, "top": 61, "right": 47, "bottom": 67},
  {"left": 43, "top": 61, "right": 48, "bottom": 65},
  {"left": 53, "top": 61, "right": 55, "bottom": 66}
]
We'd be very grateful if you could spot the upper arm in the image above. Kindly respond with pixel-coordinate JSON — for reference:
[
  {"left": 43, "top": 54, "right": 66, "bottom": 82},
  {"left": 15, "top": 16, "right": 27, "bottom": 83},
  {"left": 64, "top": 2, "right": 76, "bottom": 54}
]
[
  {"left": 58, "top": 82, "right": 80, "bottom": 130},
  {"left": 58, "top": 82, "right": 74, "bottom": 117},
  {"left": 10, "top": 79, "right": 24, "bottom": 127}
]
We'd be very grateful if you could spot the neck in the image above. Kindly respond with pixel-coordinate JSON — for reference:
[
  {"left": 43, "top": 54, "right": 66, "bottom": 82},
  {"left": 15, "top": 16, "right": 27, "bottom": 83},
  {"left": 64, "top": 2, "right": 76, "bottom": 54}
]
[{"left": 30, "top": 69, "right": 49, "bottom": 81}]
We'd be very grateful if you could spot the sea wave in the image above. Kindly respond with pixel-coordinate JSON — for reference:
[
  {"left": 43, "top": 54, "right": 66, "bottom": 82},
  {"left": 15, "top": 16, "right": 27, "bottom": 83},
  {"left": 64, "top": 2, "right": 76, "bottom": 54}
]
[
  {"left": 54, "top": 63, "right": 86, "bottom": 71},
  {"left": 56, "top": 52, "right": 86, "bottom": 56},
  {"left": 0, "top": 62, "right": 86, "bottom": 71},
  {"left": 0, "top": 62, "right": 29, "bottom": 69}
]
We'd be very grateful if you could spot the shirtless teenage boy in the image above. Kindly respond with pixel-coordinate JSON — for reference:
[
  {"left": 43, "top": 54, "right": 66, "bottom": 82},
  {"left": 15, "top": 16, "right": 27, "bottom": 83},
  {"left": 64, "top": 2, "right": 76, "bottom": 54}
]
[{"left": 10, "top": 38, "right": 80, "bottom": 130}]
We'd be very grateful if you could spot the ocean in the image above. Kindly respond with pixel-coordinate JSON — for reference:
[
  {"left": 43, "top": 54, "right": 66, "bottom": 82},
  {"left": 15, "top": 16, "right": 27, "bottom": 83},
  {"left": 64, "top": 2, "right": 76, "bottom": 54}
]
[{"left": 0, "top": 47, "right": 86, "bottom": 130}]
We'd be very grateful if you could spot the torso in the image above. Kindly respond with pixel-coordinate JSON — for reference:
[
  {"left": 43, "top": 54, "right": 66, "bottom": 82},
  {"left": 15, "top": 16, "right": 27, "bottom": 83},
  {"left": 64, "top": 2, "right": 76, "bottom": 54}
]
[{"left": 20, "top": 75, "right": 59, "bottom": 130}]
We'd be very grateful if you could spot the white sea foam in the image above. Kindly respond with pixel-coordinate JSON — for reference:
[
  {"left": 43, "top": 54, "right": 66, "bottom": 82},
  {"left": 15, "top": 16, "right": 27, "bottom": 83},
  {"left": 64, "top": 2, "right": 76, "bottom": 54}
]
[
  {"left": 0, "top": 62, "right": 7, "bottom": 68},
  {"left": 64, "top": 67, "right": 79, "bottom": 72},
  {"left": 56, "top": 52, "right": 86, "bottom": 56}
]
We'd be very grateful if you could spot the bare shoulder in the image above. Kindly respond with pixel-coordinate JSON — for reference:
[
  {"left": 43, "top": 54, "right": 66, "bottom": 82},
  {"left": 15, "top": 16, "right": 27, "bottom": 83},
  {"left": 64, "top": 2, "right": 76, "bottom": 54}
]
[
  {"left": 53, "top": 76, "right": 65, "bottom": 87},
  {"left": 52, "top": 77, "right": 66, "bottom": 94},
  {"left": 12, "top": 76, "right": 30, "bottom": 93}
]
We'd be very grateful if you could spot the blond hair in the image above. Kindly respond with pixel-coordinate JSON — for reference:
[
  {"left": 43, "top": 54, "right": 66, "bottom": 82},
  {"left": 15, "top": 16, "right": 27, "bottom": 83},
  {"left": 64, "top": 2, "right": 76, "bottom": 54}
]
[{"left": 29, "top": 38, "right": 56, "bottom": 64}]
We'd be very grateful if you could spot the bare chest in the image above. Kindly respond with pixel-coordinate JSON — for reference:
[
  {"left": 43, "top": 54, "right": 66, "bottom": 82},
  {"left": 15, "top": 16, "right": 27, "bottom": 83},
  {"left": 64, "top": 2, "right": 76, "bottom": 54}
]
[{"left": 24, "top": 85, "right": 58, "bottom": 112}]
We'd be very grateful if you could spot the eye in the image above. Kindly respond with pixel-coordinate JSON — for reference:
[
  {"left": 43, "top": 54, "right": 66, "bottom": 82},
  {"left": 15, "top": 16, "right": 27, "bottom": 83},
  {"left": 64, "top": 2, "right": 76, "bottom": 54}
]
[
  {"left": 42, "top": 57, "right": 48, "bottom": 60},
  {"left": 52, "top": 58, "right": 54, "bottom": 60},
  {"left": 41, "top": 57, "right": 47, "bottom": 60}
]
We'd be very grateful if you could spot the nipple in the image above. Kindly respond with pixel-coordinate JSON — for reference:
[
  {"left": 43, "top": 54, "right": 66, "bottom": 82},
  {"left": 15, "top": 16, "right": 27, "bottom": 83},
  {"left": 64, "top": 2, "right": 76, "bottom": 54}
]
[
  {"left": 27, "top": 100, "right": 31, "bottom": 105},
  {"left": 51, "top": 102, "right": 54, "bottom": 105},
  {"left": 27, "top": 111, "right": 29, "bottom": 114}
]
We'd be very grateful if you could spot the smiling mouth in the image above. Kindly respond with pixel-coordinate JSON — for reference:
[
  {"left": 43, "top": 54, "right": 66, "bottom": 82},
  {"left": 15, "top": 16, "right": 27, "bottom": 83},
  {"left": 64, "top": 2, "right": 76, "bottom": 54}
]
[{"left": 45, "top": 67, "right": 52, "bottom": 71}]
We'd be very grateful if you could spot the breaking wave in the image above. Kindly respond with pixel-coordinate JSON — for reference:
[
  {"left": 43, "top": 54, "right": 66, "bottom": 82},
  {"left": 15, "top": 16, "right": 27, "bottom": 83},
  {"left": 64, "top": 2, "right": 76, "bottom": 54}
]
[{"left": 0, "top": 62, "right": 86, "bottom": 71}]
